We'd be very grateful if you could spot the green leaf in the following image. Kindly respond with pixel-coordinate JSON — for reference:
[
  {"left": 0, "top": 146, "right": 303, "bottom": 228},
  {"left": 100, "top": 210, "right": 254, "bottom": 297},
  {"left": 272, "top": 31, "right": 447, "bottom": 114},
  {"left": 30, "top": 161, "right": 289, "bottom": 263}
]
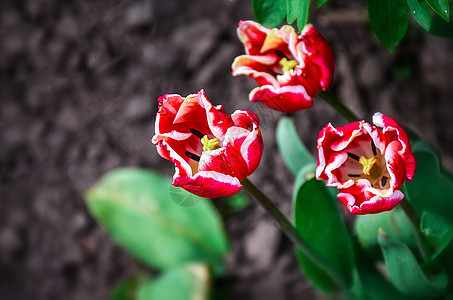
[
  {"left": 351, "top": 265, "right": 414, "bottom": 300},
  {"left": 425, "top": 0, "right": 450, "bottom": 21},
  {"left": 293, "top": 163, "right": 317, "bottom": 198},
  {"left": 276, "top": 117, "right": 315, "bottom": 176},
  {"left": 253, "top": 0, "right": 287, "bottom": 28},
  {"left": 317, "top": 0, "right": 329, "bottom": 7},
  {"left": 137, "top": 264, "right": 210, "bottom": 300},
  {"left": 287, "top": 0, "right": 301, "bottom": 23},
  {"left": 367, "top": 0, "right": 409, "bottom": 51},
  {"left": 421, "top": 211, "right": 453, "bottom": 259},
  {"left": 378, "top": 230, "right": 448, "bottom": 297},
  {"left": 287, "top": 0, "right": 310, "bottom": 30},
  {"left": 429, "top": 3, "right": 453, "bottom": 39},
  {"left": 109, "top": 276, "right": 147, "bottom": 300},
  {"left": 437, "top": 241, "right": 453, "bottom": 293},
  {"left": 294, "top": 178, "right": 355, "bottom": 293},
  {"left": 355, "top": 206, "right": 416, "bottom": 249},
  {"left": 85, "top": 168, "right": 229, "bottom": 270},
  {"left": 407, "top": 0, "right": 432, "bottom": 31},
  {"left": 296, "top": 2, "right": 311, "bottom": 32},
  {"left": 404, "top": 141, "right": 453, "bottom": 222}
]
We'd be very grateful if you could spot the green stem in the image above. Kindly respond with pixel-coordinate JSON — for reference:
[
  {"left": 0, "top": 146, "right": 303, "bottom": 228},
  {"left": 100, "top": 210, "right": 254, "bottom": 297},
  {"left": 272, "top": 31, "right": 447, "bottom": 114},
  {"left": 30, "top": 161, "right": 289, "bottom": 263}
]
[
  {"left": 399, "top": 190, "right": 430, "bottom": 262},
  {"left": 318, "top": 91, "right": 361, "bottom": 122},
  {"left": 242, "top": 178, "right": 349, "bottom": 291}
]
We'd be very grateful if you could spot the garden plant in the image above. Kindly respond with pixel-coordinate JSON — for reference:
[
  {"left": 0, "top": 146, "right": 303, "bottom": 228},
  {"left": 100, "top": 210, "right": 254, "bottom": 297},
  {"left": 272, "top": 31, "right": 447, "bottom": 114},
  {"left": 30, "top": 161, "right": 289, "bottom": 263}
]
[{"left": 84, "top": 0, "right": 453, "bottom": 299}]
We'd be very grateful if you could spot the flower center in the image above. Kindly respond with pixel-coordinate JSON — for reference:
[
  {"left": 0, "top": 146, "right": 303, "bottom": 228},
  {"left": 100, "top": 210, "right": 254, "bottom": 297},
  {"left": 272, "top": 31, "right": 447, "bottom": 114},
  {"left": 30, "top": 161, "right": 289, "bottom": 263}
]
[
  {"left": 201, "top": 135, "right": 220, "bottom": 151},
  {"left": 359, "top": 156, "right": 378, "bottom": 177},
  {"left": 279, "top": 57, "right": 298, "bottom": 73},
  {"left": 343, "top": 140, "right": 391, "bottom": 189}
]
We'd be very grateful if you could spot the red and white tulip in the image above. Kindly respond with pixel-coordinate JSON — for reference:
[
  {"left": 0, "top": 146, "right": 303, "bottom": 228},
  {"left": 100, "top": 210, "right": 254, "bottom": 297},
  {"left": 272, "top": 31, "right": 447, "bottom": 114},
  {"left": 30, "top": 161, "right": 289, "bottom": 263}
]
[
  {"left": 316, "top": 113, "right": 416, "bottom": 214},
  {"left": 232, "top": 20, "right": 335, "bottom": 113},
  {"left": 152, "top": 90, "right": 263, "bottom": 198}
]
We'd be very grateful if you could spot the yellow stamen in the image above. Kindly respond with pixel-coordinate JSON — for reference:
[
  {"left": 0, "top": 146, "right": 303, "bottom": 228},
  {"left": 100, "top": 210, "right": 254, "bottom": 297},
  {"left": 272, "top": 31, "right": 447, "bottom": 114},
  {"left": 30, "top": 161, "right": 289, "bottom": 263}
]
[
  {"left": 359, "top": 156, "right": 377, "bottom": 176},
  {"left": 201, "top": 135, "right": 220, "bottom": 151},
  {"left": 280, "top": 57, "right": 298, "bottom": 73}
]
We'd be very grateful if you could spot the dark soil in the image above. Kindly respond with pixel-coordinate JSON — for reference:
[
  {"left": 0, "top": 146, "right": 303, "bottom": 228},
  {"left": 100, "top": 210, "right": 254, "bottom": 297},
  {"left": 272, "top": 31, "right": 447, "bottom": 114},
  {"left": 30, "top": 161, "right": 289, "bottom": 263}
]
[{"left": 1, "top": 0, "right": 453, "bottom": 299}]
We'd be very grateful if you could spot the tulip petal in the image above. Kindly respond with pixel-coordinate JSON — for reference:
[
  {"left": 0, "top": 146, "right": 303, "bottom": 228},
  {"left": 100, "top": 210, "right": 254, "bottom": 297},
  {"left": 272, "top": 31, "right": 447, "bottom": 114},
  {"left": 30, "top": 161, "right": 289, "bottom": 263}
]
[
  {"left": 298, "top": 24, "right": 335, "bottom": 90},
  {"left": 231, "top": 110, "right": 263, "bottom": 173},
  {"left": 337, "top": 180, "right": 401, "bottom": 215},
  {"left": 153, "top": 137, "right": 194, "bottom": 178},
  {"left": 373, "top": 112, "right": 416, "bottom": 180},
  {"left": 152, "top": 131, "right": 198, "bottom": 166},
  {"left": 173, "top": 171, "right": 243, "bottom": 198},
  {"left": 260, "top": 26, "right": 297, "bottom": 56},
  {"left": 231, "top": 110, "right": 259, "bottom": 130},
  {"left": 240, "top": 128, "right": 263, "bottom": 174},
  {"left": 324, "top": 152, "right": 348, "bottom": 185},
  {"left": 316, "top": 122, "right": 363, "bottom": 180},
  {"left": 198, "top": 141, "right": 249, "bottom": 181},
  {"left": 237, "top": 20, "right": 272, "bottom": 55},
  {"left": 363, "top": 122, "right": 387, "bottom": 155},
  {"left": 249, "top": 85, "right": 312, "bottom": 113},
  {"left": 197, "top": 90, "right": 235, "bottom": 140},
  {"left": 330, "top": 121, "right": 364, "bottom": 152},
  {"left": 384, "top": 141, "right": 406, "bottom": 189},
  {"left": 359, "top": 190, "right": 404, "bottom": 215},
  {"left": 280, "top": 25, "right": 300, "bottom": 61},
  {"left": 232, "top": 55, "right": 279, "bottom": 86}
]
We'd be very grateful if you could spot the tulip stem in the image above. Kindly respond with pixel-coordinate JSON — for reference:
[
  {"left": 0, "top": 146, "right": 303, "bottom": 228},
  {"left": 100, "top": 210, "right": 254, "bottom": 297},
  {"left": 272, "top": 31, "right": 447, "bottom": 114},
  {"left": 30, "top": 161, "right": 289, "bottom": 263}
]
[
  {"left": 399, "top": 194, "right": 431, "bottom": 262},
  {"left": 242, "top": 178, "right": 349, "bottom": 291},
  {"left": 318, "top": 91, "right": 361, "bottom": 122}
]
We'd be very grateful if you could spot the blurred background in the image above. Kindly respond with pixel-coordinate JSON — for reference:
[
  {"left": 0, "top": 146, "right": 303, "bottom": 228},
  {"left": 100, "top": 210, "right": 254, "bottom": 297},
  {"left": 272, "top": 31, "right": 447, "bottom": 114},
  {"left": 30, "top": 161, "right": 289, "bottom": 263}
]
[{"left": 1, "top": 0, "right": 453, "bottom": 299}]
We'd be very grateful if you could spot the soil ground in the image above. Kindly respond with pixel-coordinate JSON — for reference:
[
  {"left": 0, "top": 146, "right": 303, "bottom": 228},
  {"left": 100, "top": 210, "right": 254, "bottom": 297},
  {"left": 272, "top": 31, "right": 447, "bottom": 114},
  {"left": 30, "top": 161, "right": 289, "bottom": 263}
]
[{"left": 1, "top": 0, "right": 453, "bottom": 299}]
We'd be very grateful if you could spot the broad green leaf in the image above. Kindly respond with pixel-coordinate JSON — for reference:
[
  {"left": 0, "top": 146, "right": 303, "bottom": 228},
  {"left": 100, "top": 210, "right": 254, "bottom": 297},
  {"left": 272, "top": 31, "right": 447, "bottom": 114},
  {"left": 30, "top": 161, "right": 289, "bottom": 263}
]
[
  {"left": 287, "top": 0, "right": 310, "bottom": 31},
  {"left": 137, "top": 264, "right": 210, "bottom": 300},
  {"left": 109, "top": 276, "right": 147, "bottom": 300},
  {"left": 317, "top": 0, "right": 329, "bottom": 7},
  {"left": 294, "top": 178, "right": 355, "bottom": 293},
  {"left": 276, "top": 117, "right": 315, "bottom": 176},
  {"left": 253, "top": 0, "right": 287, "bottom": 28},
  {"left": 293, "top": 163, "right": 317, "bottom": 198},
  {"left": 350, "top": 265, "right": 414, "bottom": 300},
  {"left": 425, "top": 0, "right": 450, "bottom": 21},
  {"left": 407, "top": 0, "right": 432, "bottom": 31},
  {"left": 296, "top": 1, "right": 311, "bottom": 32},
  {"left": 437, "top": 241, "right": 453, "bottom": 293},
  {"left": 378, "top": 230, "right": 448, "bottom": 296},
  {"left": 404, "top": 141, "right": 453, "bottom": 222},
  {"left": 421, "top": 211, "right": 453, "bottom": 259},
  {"left": 85, "top": 168, "right": 229, "bottom": 270},
  {"left": 367, "top": 0, "right": 409, "bottom": 51},
  {"left": 355, "top": 206, "right": 416, "bottom": 249},
  {"left": 429, "top": 3, "right": 453, "bottom": 39},
  {"left": 287, "top": 0, "right": 301, "bottom": 23}
]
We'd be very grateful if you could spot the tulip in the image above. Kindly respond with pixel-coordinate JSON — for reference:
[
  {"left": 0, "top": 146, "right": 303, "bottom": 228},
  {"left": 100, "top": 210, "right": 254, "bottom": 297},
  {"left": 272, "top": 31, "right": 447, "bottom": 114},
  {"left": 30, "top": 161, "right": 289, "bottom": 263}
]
[
  {"left": 152, "top": 90, "right": 263, "bottom": 198},
  {"left": 316, "top": 113, "right": 416, "bottom": 214},
  {"left": 232, "top": 20, "right": 334, "bottom": 113}
]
